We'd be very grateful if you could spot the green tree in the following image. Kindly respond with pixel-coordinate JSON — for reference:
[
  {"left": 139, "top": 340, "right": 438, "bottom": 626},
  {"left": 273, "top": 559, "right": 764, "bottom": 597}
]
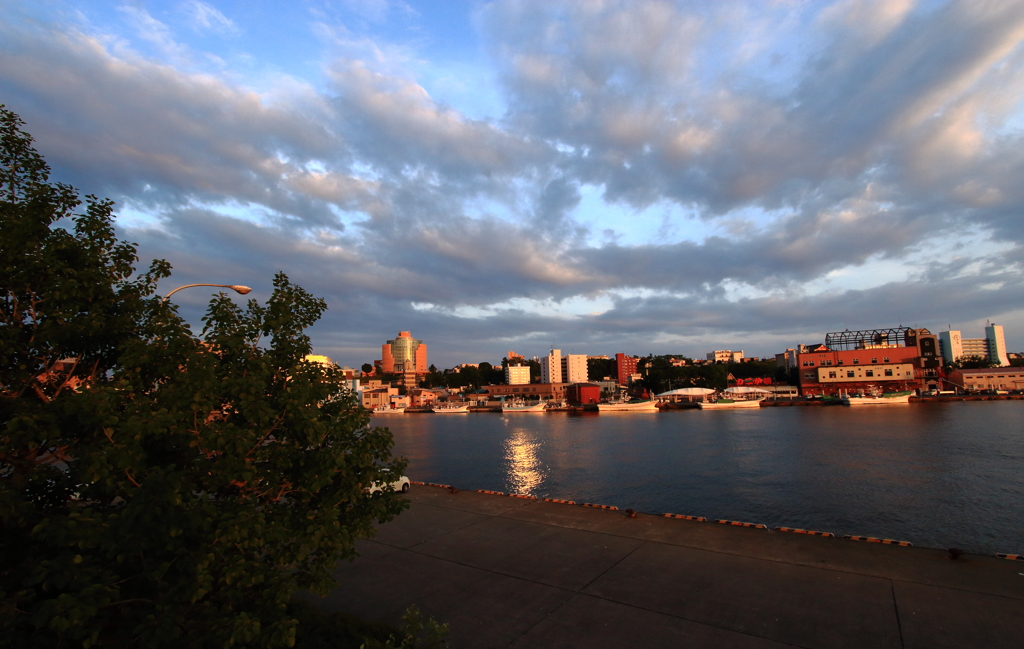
[
  {"left": 0, "top": 107, "right": 406, "bottom": 648},
  {"left": 361, "top": 363, "right": 373, "bottom": 374},
  {"left": 945, "top": 355, "right": 996, "bottom": 371},
  {"left": 586, "top": 357, "right": 614, "bottom": 381}
]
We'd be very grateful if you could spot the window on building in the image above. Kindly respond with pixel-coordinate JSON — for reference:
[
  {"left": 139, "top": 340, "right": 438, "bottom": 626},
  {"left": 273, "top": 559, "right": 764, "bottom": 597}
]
[
  {"left": 837, "top": 359, "right": 844, "bottom": 365},
  {"left": 847, "top": 371, "right": 855, "bottom": 378},
  {"left": 883, "top": 357, "right": 889, "bottom": 363},
  {"left": 884, "top": 369, "right": 893, "bottom": 377},
  {"left": 803, "top": 372, "right": 814, "bottom": 380},
  {"left": 865, "top": 370, "right": 874, "bottom": 377},
  {"left": 828, "top": 371, "right": 836, "bottom": 378},
  {"left": 853, "top": 359, "right": 860, "bottom": 364}
]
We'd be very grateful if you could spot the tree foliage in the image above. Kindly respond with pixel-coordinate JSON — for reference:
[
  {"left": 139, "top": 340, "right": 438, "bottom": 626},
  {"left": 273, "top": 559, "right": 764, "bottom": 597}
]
[
  {"left": 945, "top": 355, "right": 996, "bottom": 371},
  {"left": 636, "top": 355, "right": 730, "bottom": 392},
  {"left": 0, "top": 106, "right": 407, "bottom": 648}
]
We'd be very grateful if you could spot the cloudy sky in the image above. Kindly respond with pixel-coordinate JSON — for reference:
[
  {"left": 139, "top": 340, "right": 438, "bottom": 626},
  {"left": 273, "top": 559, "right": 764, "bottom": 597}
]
[{"left": 3, "top": 0, "right": 1024, "bottom": 368}]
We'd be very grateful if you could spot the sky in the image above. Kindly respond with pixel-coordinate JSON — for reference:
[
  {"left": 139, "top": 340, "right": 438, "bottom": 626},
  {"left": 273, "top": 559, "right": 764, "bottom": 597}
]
[{"left": 3, "top": 0, "right": 1024, "bottom": 368}]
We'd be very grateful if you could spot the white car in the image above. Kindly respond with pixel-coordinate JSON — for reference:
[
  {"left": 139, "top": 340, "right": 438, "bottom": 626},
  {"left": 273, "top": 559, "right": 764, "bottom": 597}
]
[{"left": 368, "top": 474, "right": 411, "bottom": 495}]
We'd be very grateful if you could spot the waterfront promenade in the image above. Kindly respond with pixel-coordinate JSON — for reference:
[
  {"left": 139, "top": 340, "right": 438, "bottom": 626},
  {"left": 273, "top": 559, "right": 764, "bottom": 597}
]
[{"left": 316, "top": 485, "right": 1023, "bottom": 648}]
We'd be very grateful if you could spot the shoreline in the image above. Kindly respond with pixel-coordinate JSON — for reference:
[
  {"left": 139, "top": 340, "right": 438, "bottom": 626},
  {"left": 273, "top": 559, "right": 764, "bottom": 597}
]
[{"left": 396, "top": 394, "right": 1024, "bottom": 414}]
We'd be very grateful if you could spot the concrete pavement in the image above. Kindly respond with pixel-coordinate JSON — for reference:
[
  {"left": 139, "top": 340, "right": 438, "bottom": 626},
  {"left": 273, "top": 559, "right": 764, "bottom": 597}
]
[{"left": 313, "top": 485, "right": 1024, "bottom": 648}]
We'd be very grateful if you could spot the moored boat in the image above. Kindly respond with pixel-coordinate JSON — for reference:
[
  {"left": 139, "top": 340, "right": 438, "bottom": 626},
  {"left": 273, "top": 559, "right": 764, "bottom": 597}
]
[
  {"left": 841, "top": 391, "right": 912, "bottom": 405},
  {"left": 370, "top": 405, "right": 406, "bottom": 415},
  {"left": 433, "top": 403, "right": 470, "bottom": 413},
  {"left": 502, "top": 399, "right": 548, "bottom": 413},
  {"left": 697, "top": 398, "right": 763, "bottom": 410},
  {"left": 597, "top": 400, "right": 658, "bottom": 412}
]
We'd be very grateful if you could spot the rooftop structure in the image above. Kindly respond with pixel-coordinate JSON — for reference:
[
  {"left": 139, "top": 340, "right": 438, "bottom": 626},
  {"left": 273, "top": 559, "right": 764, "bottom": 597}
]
[{"left": 824, "top": 327, "right": 913, "bottom": 351}]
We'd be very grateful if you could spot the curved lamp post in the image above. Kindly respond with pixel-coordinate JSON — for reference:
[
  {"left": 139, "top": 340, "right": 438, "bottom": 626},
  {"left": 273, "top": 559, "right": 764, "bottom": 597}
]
[{"left": 163, "top": 283, "right": 252, "bottom": 302}]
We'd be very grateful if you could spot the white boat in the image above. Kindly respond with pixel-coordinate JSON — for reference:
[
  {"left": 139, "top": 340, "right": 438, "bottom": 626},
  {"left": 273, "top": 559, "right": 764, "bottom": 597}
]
[
  {"left": 597, "top": 400, "right": 658, "bottom": 412},
  {"left": 370, "top": 405, "right": 406, "bottom": 415},
  {"left": 697, "top": 399, "right": 763, "bottom": 410},
  {"left": 841, "top": 391, "right": 912, "bottom": 405},
  {"left": 433, "top": 403, "right": 470, "bottom": 413},
  {"left": 502, "top": 400, "right": 548, "bottom": 413}
]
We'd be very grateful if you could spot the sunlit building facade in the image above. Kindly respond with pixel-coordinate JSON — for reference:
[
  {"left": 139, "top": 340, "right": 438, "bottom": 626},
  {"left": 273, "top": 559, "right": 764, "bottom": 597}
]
[
  {"left": 505, "top": 364, "right": 531, "bottom": 385},
  {"left": 540, "top": 349, "right": 562, "bottom": 384},
  {"left": 560, "top": 354, "right": 588, "bottom": 384},
  {"left": 797, "top": 327, "right": 942, "bottom": 395},
  {"left": 380, "top": 331, "right": 428, "bottom": 375},
  {"left": 939, "top": 324, "right": 1010, "bottom": 367},
  {"left": 615, "top": 353, "right": 639, "bottom": 385}
]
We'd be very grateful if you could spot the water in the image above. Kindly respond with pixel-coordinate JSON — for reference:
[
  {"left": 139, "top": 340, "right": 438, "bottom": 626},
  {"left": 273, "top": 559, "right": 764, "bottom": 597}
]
[{"left": 380, "top": 401, "right": 1024, "bottom": 555}]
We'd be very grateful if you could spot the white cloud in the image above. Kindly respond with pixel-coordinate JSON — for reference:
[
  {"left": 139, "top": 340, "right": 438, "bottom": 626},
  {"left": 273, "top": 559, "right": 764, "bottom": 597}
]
[{"left": 181, "top": 1, "right": 240, "bottom": 36}]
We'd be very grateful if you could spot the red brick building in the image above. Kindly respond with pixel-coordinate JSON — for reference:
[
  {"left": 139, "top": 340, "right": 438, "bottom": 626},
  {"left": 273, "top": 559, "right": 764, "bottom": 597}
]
[
  {"left": 797, "top": 327, "right": 942, "bottom": 396},
  {"left": 566, "top": 383, "right": 601, "bottom": 405}
]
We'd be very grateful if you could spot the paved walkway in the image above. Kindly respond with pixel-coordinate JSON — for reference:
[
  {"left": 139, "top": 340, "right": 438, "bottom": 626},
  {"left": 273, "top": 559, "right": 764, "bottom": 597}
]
[{"left": 315, "top": 486, "right": 1024, "bottom": 648}]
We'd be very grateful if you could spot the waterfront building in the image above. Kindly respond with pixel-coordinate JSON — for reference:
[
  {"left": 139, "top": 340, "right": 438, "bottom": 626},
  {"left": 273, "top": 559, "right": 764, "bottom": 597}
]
[
  {"left": 561, "top": 354, "right": 588, "bottom": 383},
  {"left": 476, "top": 382, "right": 567, "bottom": 400},
  {"left": 505, "top": 364, "right": 531, "bottom": 385},
  {"left": 939, "top": 325, "right": 1010, "bottom": 366},
  {"left": 409, "top": 388, "right": 445, "bottom": 407},
  {"left": 540, "top": 349, "right": 563, "bottom": 384},
  {"left": 946, "top": 367, "right": 1024, "bottom": 391},
  {"left": 566, "top": 382, "right": 601, "bottom": 405},
  {"left": 361, "top": 384, "right": 400, "bottom": 409},
  {"left": 707, "top": 350, "right": 743, "bottom": 363},
  {"left": 615, "top": 353, "right": 638, "bottom": 385},
  {"left": 797, "top": 327, "right": 942, "bottom": 395}
]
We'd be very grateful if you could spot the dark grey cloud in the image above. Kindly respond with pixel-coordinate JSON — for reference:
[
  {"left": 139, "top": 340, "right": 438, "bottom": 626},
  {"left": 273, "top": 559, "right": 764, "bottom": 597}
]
[{"left": 3, "top": 0, "right": 1024, "bottom": 367}]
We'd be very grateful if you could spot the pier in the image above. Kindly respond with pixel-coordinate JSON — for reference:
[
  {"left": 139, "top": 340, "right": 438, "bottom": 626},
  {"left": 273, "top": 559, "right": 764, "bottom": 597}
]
[{"left": 314, "top": 485, "right": 1023, "bottom": 648}]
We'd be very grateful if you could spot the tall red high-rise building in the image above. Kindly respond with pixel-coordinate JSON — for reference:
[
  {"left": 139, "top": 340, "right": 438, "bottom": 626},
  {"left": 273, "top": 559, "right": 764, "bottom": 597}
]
[{"left": 615, "top": 353, "right": 638, "bottom": 385}]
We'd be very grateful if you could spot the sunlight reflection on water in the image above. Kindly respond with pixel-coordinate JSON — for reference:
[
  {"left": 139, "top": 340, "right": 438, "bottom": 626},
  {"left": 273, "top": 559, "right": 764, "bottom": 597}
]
[
  {"left": 501, "top": 420, "right": 547, "bottom": 495},
  {"left": 382, "top": 403, "right": 1024, "bottom": 554}
]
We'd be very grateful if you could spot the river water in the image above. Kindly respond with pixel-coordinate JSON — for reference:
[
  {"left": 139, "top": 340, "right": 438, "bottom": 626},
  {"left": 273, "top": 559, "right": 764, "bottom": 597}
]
[{"left": 380, "top": 401, "right": 1024, "bottom": 555}]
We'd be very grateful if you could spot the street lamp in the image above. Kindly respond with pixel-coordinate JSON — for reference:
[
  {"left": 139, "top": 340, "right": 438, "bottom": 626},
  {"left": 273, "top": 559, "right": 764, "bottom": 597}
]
[{"left": 163, "top": 284, "right": 252, "bottom": 302}]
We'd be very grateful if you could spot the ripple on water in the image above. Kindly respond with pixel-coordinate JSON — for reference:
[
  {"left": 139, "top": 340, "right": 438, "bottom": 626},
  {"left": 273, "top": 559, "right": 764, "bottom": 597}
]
[{"left": 381, "top": 402, "right": 1024, "bottom": 555}]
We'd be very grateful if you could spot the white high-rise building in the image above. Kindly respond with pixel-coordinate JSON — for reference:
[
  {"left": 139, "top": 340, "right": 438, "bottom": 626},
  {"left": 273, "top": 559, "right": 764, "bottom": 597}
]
[
  {"left": 560, "top": 354, "right": 588, "bottom": 383},
  {"left": 938, "top": 331, "right": 962, "bottom": 364},
  {"left": 986, "top": 324, "right": 1009, "bottom": 366},
  {"left": 540, "top": 349, "right": 562, "bottom": 383},
  {"left": 939, "top": 325, "right": 1010, "bottom": 367}
]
